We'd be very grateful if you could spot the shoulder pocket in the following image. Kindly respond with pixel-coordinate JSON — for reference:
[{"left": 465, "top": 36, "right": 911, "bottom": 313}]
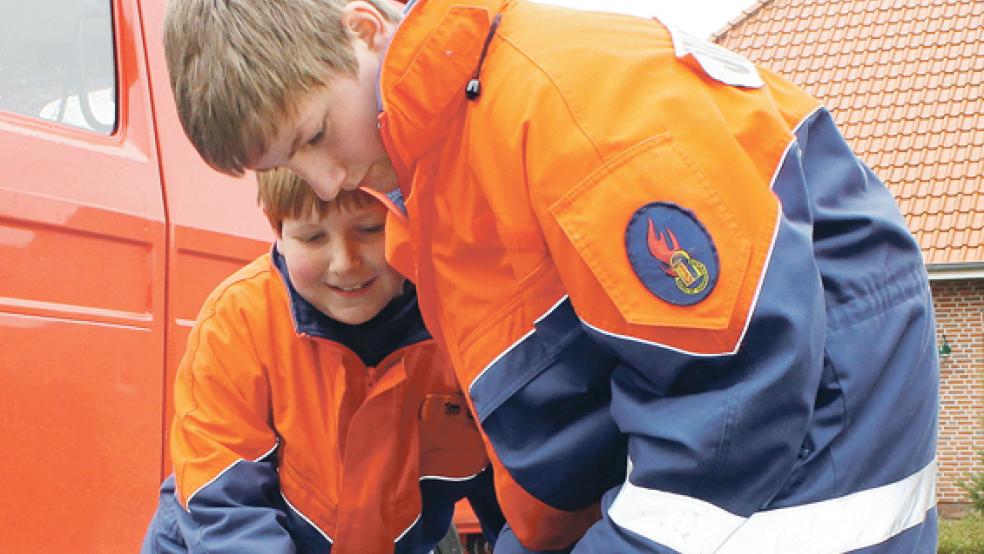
[{"left": 549, "top": 134, "right": 766, "bottom": 338}]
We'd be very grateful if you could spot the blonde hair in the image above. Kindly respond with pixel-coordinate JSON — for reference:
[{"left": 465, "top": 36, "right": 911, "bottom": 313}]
[
  {"left": 257, "top": 168, "right": 378, "bottom": 231},
  {"left": 163, "top": 0, "right": 401, "bottom": 175}
]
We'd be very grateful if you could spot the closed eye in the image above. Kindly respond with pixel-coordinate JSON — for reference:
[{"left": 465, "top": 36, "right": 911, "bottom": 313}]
[
  {"left": 307, "top": 125, "right": 325, "bottom": 146},
  {"left": 300, "top": 231, "right": 326, "bottom": 243}
]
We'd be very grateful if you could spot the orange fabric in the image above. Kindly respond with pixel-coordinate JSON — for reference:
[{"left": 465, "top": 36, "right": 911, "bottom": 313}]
[
  {"left": 170, "top": 253, "right": 487, "bottom": 549},
  {"left": 380, "top": 0, "right": 819, "bottom": 548}
]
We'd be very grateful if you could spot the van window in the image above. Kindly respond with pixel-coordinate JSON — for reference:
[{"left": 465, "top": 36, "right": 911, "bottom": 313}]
[{"left": 0, "top": 0, "right": 116, "bottom": 134}]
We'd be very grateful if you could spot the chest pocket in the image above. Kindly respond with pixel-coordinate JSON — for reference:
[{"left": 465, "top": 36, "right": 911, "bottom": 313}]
[{"left": 418, "top": 393, "right": 488, "bottom": 478}]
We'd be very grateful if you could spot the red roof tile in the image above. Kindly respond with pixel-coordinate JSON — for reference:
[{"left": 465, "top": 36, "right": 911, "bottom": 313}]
[{"left": 715, "top": 0, "right": 983, "bottom": 265}]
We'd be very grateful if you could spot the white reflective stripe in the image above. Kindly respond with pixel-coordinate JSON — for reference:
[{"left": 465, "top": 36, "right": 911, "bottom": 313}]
[
  {"left": 609, "top": 457, "right": 937, "bottom": 554},
  {"left": 720, "top": 458, "right": 937, "bottom": 554},
  {"left": 609, "top": 470, "right": 744, "bottom": 553}
]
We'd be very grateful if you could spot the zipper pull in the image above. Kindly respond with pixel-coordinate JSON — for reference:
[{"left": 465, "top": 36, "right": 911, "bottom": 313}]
[{"left": 464, "top": 13, "right": 502, "bottom": 101}]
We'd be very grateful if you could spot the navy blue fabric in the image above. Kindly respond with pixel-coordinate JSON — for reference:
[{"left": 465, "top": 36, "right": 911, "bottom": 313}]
[
  {"left": 387, "top": 188, "right": 409, "bottom": 216},
  {"left": 496, "top": 524, "right": 574, "bottom": 554},
  {"left": 397, "top": 469, "right": 502, "bottom": 554},
  {"left": 586, "top": 108, "right": 937, "bottom": 549},
  {"left": 272, "top": 245, "right": 431, "bottom": 366},
  {"left": 463, "top": 466, "right": 507, "bottom": 543},
  {"left": 144, "top": 463, "right": 501, "bottom": 553},
  {"left": 772, "top": 109, "right": 937, "bottom": 505},
  {"left": 141, "top": 476, "right": 189, "bottom": 554},
  {"left": 471, "top": 299, "right": 626, "bottom": 511},
  {"left": 473, "top": 108, "right": 937, "bottom": 550},
  {"left": 383, "top": 467, "right": 503, "bottom": 553},
  {"left": 593, "top": 204, "right": 825, "bottom": 515},
  {"left": 142, "top": 456, "right": 318, "bottom": 554}
]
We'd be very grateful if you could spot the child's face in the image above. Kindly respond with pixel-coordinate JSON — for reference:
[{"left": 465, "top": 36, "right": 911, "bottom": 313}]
[
  {"left": 277, "top": 199, "right": 405, "bottom": 326},
  {"left": 253, "top": 17, "right": 397, "bottom": 201}
]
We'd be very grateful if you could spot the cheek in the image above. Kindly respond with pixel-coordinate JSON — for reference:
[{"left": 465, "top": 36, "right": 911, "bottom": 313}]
[
  {"left": 376, "top": 265, "right": 406, "bottom": 300},
  {"left": 286, "top": 252, "right": 326, "bottom": 289}
]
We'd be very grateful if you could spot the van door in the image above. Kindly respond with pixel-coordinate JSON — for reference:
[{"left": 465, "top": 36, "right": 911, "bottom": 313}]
[
  {"left": 0, "top": 0, "right": 167, "bottom": 551},
  {"left": 137, "top": 0, "right": 273, "bottom": 478}
]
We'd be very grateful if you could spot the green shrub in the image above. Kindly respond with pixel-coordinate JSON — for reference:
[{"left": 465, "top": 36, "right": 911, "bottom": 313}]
[
  {"left": 938, "top": 514, "right": 984, "bottom": 554},
  {"left": 958, "top": 451, "right": 984, "bottom": 514}
]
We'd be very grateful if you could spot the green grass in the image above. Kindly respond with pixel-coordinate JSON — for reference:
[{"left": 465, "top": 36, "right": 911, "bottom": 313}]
[{"left": 938, "top": 514, "right": 984, "bottom": 553}]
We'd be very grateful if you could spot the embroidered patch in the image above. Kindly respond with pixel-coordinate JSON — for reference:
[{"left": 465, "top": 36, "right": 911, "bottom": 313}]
[{"left": 625, "top": 202, "right": 719, "bottom": 306}]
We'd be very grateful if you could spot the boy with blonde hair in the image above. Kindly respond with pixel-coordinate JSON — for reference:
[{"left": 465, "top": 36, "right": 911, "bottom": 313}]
[
  {"left": 141, "top": 167, "right": 503, "bottom": 554},
  {"left": 164, "top": 1, "right": 939, "bottom": 552}
]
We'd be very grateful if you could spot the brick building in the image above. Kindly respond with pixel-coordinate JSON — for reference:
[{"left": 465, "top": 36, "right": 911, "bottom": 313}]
[{"left": 714, "top": 0, "right": 983, "bottom": 515}]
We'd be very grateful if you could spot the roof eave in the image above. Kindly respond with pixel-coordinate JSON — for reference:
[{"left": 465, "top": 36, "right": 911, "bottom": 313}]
[
  {"left": 710, "top": 0, "right": 775, "bottom": 42},
  {"left": 926, "top": 262, "right": 984, "bottom": 281}
]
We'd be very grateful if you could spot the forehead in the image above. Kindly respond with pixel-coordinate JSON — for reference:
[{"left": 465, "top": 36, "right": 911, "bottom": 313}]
[{"left": 284, "top": 195, "right": 387, "bottom": 226}]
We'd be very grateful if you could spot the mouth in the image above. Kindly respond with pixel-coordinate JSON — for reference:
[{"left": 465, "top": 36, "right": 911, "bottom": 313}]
[{"left": 327, "top": 277, "right": 376, "bottom": 297}]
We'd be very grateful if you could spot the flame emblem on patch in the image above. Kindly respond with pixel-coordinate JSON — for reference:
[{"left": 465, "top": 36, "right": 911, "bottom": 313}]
[{"left": 647, "top": 219, "right": 709, "bottom": 295}]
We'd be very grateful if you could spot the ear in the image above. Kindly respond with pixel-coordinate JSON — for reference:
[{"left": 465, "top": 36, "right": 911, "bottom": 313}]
[{"left": 340, "top": 1, "right": 397, "bottom": 53}]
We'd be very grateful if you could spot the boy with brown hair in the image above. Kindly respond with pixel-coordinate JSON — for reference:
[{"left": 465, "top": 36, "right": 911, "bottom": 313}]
[
  {"left": 163, "top": 1, "right": 939, "bottom": 552},
  {"left": 141, "top": 167, "right": 503, "bottom": 554}
]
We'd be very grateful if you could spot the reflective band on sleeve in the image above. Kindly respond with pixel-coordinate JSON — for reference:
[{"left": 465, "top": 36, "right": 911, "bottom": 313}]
[
  {"left": 609, "top": 457, "right": 937, "bottom": 554},
  {"left": 608, "top": 465, "right": 744, "bottom": 553}
]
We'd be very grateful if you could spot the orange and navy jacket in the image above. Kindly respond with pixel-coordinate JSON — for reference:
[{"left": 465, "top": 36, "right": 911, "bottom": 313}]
[
  {"left": 377, "top": 1, "right": 939, "bottom": 552},
  {"left": 140, "top": 248, "right": 504, "bottom": 554}
]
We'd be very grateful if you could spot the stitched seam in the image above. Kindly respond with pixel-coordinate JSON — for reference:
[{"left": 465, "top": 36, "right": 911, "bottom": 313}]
[{"left": 496, "top": 33, "right": 605, "bottom": 164}]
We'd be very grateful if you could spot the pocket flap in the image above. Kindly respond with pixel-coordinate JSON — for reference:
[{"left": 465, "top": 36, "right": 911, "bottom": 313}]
[{"left": 549, "top": 134, "right": 773, "bottom": 351}]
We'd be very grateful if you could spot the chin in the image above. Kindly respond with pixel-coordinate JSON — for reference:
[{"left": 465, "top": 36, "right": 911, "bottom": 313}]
[{"left": 330, "top": 308, "right": 374, "bottom": 326}]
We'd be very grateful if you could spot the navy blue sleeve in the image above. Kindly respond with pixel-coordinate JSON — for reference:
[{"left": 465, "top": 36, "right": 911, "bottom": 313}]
[{"left": 464, "top": 466, "right": 506, "bottom": 545}]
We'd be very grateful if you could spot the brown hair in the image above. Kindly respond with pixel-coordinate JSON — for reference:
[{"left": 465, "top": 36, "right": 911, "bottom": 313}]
[
  {"left": 257, "top": 168, "right": 378, "bottom": 231},
  {"left": 163, "top": 0, "right": 401, "bottom": 174}
]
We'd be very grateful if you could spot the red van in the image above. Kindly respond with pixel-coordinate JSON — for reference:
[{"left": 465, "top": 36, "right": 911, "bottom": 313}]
[{"left": 0, "top": 1, "right": 482, "bottom": 551}]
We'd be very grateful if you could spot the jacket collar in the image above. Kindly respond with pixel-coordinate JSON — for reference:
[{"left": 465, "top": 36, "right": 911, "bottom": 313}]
[
  {"left": 378, "top": 0, "right": 509, "bottom": 185},
  {"left": 270, "top": 245, "right": 430, "bottom": 366}
]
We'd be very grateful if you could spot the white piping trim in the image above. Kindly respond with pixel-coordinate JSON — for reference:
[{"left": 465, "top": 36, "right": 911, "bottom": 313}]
[
  {"left": 535, "top": 295, "right": 571, "bottom": 324},
  {"left": 468, "top": 327, "right": 536, "bottom": 391},
  {"left": 730, "top": 201, "right": 782, "bottom": 354},
  {"left": 609, "top": 457, "right": 937, "bottom": 554},
  {"left": 580, "top": 317, "right": 738, "bottom": 358},
  {"left": 725, "top": 104, "right": 822, "bottom": 354},
  {"left": 281, "top": 491, "right": 334, "bottom": 544},
  {"left": 790, "top": 105, "right": 824, "bottom": 142},
  {"left": 395, "top": 513, "right": 422, "bottom": 543},
  {"left": 184, "top": 442, "right": 280, "bottom": 511},
  {"left": 469, "top": 296, "right": 570, "bottom": 391},
  {"left": 392, "top": 468, "right": 482, "bottom": 546},
  {"left": 419, "top": 469, "right": 483, "bottom": 482}
]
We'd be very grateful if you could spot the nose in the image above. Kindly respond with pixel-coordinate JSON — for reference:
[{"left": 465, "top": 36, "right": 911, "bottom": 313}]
[
  {"left": 289, "top": 156, "right": 347, "bottom": 201},
  {"left": 328, "top": 237, "right": 361, "bottom": 274}
]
